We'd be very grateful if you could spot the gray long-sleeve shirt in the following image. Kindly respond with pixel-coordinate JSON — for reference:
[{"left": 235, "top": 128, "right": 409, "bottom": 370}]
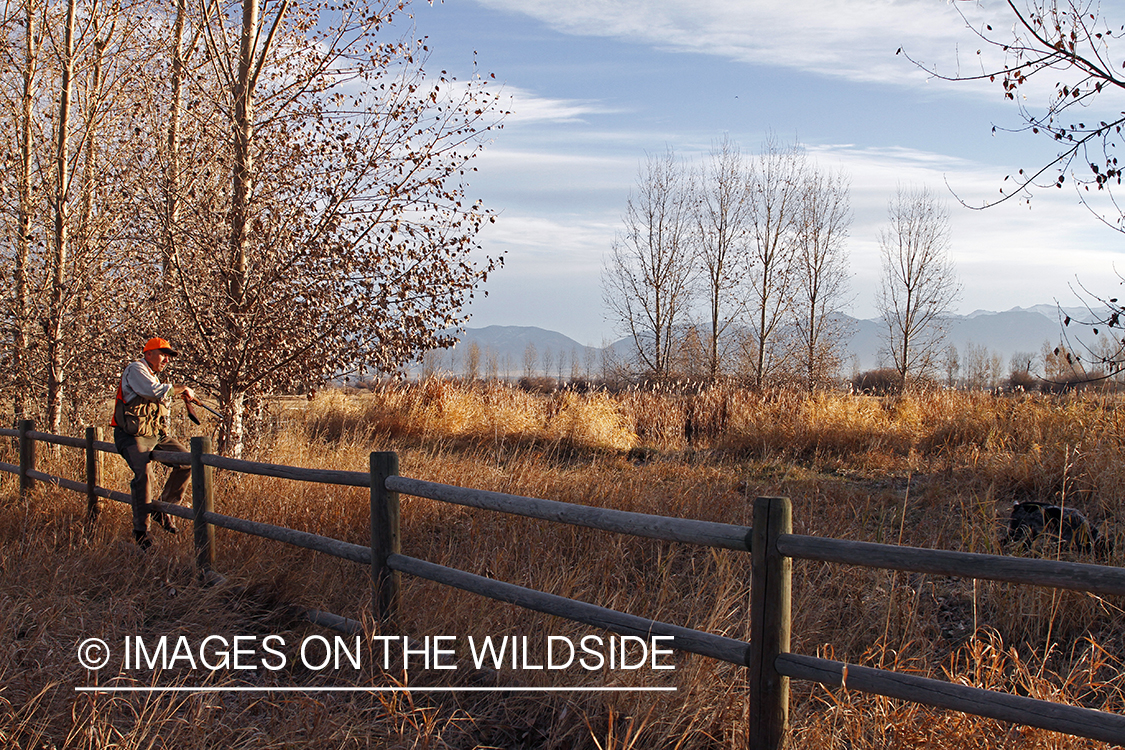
[{"left": 121, "top": 359, "right": 172, "bottom": 403}]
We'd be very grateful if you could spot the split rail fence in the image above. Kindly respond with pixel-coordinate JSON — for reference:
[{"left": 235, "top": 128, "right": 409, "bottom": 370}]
[{"left": 5, "top": 418, "right": 1125, "bottom": 747}]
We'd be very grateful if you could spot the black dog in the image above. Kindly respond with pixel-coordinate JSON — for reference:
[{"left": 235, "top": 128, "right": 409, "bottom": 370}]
[{"left": 1003, "top": 501, "right": 1108, "bottom": 556}]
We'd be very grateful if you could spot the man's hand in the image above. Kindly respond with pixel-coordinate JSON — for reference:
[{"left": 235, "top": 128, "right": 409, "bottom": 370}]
[{"left": 173, "top": 385, "right": 196, "bottom": 402}]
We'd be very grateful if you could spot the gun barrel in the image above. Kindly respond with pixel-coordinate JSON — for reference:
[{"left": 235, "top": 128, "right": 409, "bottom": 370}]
[{"left": 191, "top": 398, "right": 225, "bottom": 420}]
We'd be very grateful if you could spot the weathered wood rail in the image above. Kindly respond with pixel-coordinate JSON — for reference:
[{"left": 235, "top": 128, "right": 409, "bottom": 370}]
[{"left": 5, "top": 419, "right": 1125, "bottom": 746}]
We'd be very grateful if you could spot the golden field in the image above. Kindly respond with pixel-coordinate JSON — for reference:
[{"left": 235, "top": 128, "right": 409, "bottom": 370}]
[{"left": 2, "top": 381, "right": 1123, "bottom": 748}]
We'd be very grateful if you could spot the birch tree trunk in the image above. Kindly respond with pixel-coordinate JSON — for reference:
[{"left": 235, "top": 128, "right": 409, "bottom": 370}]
[
  {"left": 229, "top": 0, "right": 255, "bottom": 309},
  {"left": 46, "top": 0, "right": 76, "bottom": 433},
  {"left": 162, "top": 0, "right": 186, "bottom": 298},
  {"left": 14, "top": 0, "right": 40, "bottom": 423},
  {"left": 77, "top": 19, "right": 105, "bottom": 246},
  {"left": 220, "top": 0, "right": 260, "bottom": 457},
  {"left": 70, "top": 18, "right": 109, "bottom": 408}
]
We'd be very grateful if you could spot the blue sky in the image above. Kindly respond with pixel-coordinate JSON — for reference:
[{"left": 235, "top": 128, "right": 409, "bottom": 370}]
[{"left": 407, "top": 0, "right": 1125, "bottom": 345}]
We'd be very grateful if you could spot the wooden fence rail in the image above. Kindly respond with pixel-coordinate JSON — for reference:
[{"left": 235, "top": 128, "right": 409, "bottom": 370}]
[
  {"left": 778, "top": 533, "right": 1125, "bottom": 597},
  {"left": 776, "top": 653, "right": 1125, "bottom": 744},
  {"left": 5, "top": 420, "right": 1125, "bottom": 746},
  {"left": 385, "top": 475, "right": 752, "bottom": 550}
]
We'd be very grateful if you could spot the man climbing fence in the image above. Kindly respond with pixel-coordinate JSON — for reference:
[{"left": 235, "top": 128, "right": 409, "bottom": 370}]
[{"left": 110, "top": 337, "right": 195, "bottom": 550}]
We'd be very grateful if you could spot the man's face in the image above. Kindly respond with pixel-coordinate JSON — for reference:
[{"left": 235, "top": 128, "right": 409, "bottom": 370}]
[{"left": 144, "top": 350, "right": 172, "bottom": 373}]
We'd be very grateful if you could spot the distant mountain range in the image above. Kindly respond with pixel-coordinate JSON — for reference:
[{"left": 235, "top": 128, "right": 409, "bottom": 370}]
[
  {"left": 844, "top": 307, "right": 1077, "bottom": 373},
  {"left": 428, "top": 305, "right": 1103, "bottom": 377}
]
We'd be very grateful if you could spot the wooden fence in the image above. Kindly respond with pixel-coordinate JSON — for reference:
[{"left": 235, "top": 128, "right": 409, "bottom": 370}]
[{"left": 4, "top": 419, "right": 1125, "bottom": 746}]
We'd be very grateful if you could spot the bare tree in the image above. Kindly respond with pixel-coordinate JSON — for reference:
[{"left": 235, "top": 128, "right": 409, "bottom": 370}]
[
  {"left": 1009, "top": 350, "right": 1034, "bottom": 374},
  {"left": 464, "top": 341, "right": 480, "bottom": 381},
  {"left": 541, "top": 347, "right": 554, "bottom": 382},
  {"left": 943, "top": 343, "right": 961, "bottom": 388},
  {"left": 743, "top": 137, "right": 806, "bottom": 388},
  {"left": 421, "top": 349, "right": 438, "bottom": 380},
  {"left": 1043, "top": 340, "right": 1085, "bottom": 382},
  {"left": 792, "top": 164, "right": 852, "bottom": 390},
  {"left": 988, "top": 350, "right": 1004, "bottom": 389},
  {"left": 42, "top": 0, "right": 78, "bottom": 433},
  {"left": 876, "top": 186, "right": 962, "bottom": 387},
  {"left": 604, "top": 148, "right": 695, "bottom": 378},
  {"left": 694, "top": 135, "right": 751, "bottom": 380},
  {"left": 523, "top": 342, "right": 537, "bottom": 378},
  {"left": 158, "top": 0, "right": 504, "bottom": 455},
  {"left": 672, "top": 327, "right": 708, "bottom": 380},
  {"left": 486, "top": 347, "right": 499, "bottom": 381},
  {"left": 962, "top": 342, "right": 990, "bottom": 390},
  {"left": 159, "top": 0, "right": 191, "bottom": 300}
]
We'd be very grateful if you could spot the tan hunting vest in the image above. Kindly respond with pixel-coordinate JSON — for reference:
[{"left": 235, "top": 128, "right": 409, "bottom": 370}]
[{"left": 112, "top": 385, "right": 170, "bottom": 437}]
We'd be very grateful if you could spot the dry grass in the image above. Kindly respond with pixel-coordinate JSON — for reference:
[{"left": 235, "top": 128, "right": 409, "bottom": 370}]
[
  {"left": 3, "top": 382, "right": 1124, "bottom": 748},
  {"left": 793, "top": 631, "right": 1125, "bottom": 749}
]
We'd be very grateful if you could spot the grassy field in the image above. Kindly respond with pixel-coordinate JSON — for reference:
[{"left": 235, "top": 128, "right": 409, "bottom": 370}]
[{"left": 2, "top": 381, "right": 1124, "bottom": 748}]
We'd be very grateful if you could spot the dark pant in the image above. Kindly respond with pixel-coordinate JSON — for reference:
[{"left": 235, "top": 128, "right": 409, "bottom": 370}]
[{"left": 114, "top": 427, "right": 190, "bottom": 535}]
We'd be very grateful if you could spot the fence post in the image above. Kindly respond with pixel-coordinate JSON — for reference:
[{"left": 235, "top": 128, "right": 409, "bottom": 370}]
[
  {"left": 748, "top": 496, "right": 792, "bottom": 750},
  {"left": 18, "top": 419, "right": 35, "bottom": 497},
  {"left": 192, "top": 437, "right": 215, "bottom": 575},
  {"left": 370, "top": 451, "right": 401, "bottom": 623},
  {"left": 85, "top": 426, "right": 102, "bottom": 522}
]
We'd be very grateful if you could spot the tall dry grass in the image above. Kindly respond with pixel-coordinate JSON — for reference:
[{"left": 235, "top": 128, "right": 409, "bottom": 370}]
[{"left": 2, "top": 382, "right": 1124, "bottom": 748}]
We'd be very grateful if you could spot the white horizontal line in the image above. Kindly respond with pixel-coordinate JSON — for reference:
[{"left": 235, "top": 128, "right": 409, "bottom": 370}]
[{"left": 76, "top": 686, "right": 677, "bottom": 694}]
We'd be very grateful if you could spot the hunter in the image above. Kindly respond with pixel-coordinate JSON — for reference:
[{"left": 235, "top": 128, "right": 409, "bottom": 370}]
[{"left": 111, "top": 337, "right": 195, "bottom": 550}]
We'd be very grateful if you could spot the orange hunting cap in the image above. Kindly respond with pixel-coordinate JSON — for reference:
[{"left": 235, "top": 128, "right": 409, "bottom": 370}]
[{"left": 143, "top": 337, "right": 179, "bottom": 357}]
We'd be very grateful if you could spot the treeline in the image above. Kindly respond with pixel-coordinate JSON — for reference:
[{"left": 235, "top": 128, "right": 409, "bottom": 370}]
[
  {"left": 0, "top": 0, "right": 502, "bottom": 453},
  {"left": 854, "top": 338, "right": 1125, "bottom": 394},
  {"left": 425, "top": 334, "right": 842, "bottom": 389},
  {"left": 413, "top": 335, "right": 1125, "bottom": 397}
]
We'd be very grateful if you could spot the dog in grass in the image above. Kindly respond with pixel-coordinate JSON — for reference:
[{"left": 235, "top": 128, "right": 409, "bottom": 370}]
[{"left": 1003, "top": 501, "right": 1112, "bottom": 558}]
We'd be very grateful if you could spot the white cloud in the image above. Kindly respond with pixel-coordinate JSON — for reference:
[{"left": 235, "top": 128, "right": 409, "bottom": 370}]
[
  {"left": 500, "top": 86, "right": 619, "bottom": 124},
  {"left": 474, "top": 0, "right": 994, "bottom": 87},
  {"left": 482, "top": 212, "right": 614, "bottom": 257}
]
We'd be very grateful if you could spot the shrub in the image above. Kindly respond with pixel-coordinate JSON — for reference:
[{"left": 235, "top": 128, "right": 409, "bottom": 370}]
[{"left": 852, "top": 368, "right": 903, "bottom": 395}]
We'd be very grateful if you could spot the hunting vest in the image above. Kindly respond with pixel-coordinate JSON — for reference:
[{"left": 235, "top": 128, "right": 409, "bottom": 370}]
[{"left": 112, "top": 385, "right": 170, "bottom": 438}]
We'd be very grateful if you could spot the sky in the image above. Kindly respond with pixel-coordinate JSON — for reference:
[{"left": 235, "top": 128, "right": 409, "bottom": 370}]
[{"left": 402, "top": 0, "right": 1125, "bottom": 346}]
